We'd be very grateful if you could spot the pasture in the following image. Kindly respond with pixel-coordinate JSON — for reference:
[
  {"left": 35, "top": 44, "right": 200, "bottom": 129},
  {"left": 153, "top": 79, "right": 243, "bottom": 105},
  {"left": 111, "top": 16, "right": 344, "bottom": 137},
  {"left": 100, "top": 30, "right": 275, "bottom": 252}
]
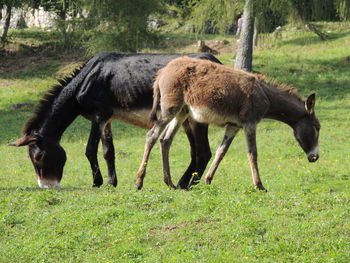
[{"left": 0, "top": 29, "right": 350, "bottom": 262}]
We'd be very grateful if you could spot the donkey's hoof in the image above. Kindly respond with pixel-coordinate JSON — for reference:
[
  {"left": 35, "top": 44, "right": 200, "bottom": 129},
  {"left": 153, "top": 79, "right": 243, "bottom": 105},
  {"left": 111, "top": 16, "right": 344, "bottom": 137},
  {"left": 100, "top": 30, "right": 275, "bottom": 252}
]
[
  {"left": 92, "top": 184, "right": 102, "bottom": 188},
  {"left": 204, "top": 177, "right": 212, "bottom": 185},
  {"left": 169, "top": 183, "right": 177, "bottom": 190},
  {"left": 176, "top": 183, "right": 188, "bottom": 190},
  {"left": 164, "top": 181, "right": 177, "bottom": 190},
  {"left": 255, "top": 183, "right": 267, "bottom": 192},
  {"left": 176, "top": 179, "right": 190, "bottom": 189},
  {"left": 107, "top": 179, "right": 118, "bottom": 188},
  {"left": 135, "top": 180, "right": 143, "bottom": 190}
]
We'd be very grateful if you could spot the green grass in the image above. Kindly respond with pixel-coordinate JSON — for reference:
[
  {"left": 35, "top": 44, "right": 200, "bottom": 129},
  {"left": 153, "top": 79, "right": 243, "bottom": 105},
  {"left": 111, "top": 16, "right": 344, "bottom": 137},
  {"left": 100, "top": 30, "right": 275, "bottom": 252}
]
[{"left": 0, "top": 28, "right": 349, "bottom": 262}]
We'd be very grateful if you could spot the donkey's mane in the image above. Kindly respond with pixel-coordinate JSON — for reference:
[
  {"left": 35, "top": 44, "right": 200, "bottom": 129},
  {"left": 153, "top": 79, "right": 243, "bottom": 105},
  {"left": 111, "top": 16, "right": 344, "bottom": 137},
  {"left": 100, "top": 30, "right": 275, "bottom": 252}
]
[
  {"left": 22, "top": 65, "right": 85, "bottom": 135},
  {"left": 255, "top": 74, "right": 305, "bottom": 102}
]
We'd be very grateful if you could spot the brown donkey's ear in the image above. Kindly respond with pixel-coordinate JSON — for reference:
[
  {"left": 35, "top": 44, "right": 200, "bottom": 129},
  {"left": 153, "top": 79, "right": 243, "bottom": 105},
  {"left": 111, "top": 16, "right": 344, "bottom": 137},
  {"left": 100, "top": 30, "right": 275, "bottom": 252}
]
[
  {"left": 8, "top": 135, "right": 38, "bottom": 147},
  {"left": 305, "top": 93, "right": 316, "bottom": 115}
]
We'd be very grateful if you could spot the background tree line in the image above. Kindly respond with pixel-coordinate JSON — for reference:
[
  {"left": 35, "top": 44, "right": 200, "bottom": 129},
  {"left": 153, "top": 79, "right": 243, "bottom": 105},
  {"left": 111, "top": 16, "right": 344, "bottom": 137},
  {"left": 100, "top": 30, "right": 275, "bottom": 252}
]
[{"left": 1, "top": 0, "right": 350, "bottom": 70}]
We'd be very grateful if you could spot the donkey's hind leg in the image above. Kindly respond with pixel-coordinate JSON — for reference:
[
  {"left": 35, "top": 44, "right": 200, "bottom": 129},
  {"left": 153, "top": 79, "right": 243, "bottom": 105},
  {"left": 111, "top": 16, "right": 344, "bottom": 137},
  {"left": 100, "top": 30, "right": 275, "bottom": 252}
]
[
  {"left": 101, "top": 122, "right": 117, "bottom": 187},
  {"left": 204, "top": 124, "right": 240, "bottom": 184},
  {"left": 188, "top": 121, "right": 212, "bottom": 188},
  {"left": 177, "top": 120, "right": 212, "bottom": 189},
  {"left": 86, "top": 122, "right": 103, "bottom": 187},
  {"left": 159, "top": 110, "right": 189, "bottom": 189},
  {"left": 243, "top": 123, "right": 266, "bottom": 191},
  {"left": 135, "top": 121, "right": 168, "bottom": 190}
]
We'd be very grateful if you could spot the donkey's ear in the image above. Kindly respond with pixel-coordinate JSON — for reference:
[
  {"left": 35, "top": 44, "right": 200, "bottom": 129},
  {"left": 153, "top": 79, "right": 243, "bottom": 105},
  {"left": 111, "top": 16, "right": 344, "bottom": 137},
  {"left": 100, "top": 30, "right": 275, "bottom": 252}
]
[
  {"left": 305, "top": 93, "right": 316, "bottom": 115},
  {"left": 8, "top": 135, "right": 38, "bottom": 147}
]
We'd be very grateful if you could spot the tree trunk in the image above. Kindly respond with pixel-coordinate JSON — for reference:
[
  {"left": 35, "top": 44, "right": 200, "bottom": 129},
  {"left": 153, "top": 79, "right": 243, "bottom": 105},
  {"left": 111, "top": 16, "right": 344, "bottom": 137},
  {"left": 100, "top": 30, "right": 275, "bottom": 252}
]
[
  {"left": 234, "top": 0, "right": 254, "bottom": 72},
  {"left": 1, "top": 5, "right": 12, "bottom": 44},
  {"left": 253, "top": 17, "right": 258, "bottom": 47},
  {"left": 58, "top": 1, "right": 68, "bottom": 47}
]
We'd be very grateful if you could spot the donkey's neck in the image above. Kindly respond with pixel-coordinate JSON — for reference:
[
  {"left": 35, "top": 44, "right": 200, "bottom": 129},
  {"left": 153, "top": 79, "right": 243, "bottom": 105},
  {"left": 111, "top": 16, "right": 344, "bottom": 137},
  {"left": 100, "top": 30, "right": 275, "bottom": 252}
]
[
  {"left": 39, "top": 89, "right": 79, "bottom": 140},
  {"left": 263, "top": 84, "right": 305, "bottom": 127}
]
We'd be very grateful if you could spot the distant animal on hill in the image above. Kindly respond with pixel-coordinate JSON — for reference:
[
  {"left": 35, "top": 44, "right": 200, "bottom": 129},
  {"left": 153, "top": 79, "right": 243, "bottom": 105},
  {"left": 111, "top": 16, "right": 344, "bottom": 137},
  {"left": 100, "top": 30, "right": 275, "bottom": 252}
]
[
  {"left": 9, "top": 53, "right": 222, "bottom": 189},
  {"left": 135, "top": 57, "right": 320, "bottom": 191}
]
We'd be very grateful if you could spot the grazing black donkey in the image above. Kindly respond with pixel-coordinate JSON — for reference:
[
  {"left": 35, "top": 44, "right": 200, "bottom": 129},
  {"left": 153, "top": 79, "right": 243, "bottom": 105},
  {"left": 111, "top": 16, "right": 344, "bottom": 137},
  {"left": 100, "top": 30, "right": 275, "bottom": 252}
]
[{"left": 10, "top": 52, "right": 222, "bottom": 189}]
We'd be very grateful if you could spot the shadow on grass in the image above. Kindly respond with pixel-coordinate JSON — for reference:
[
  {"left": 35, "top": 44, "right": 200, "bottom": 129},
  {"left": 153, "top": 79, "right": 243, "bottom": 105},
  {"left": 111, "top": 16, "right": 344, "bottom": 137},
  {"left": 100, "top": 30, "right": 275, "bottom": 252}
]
[{"left": 0, "top": 52, "right": 83, "bottom": 80}]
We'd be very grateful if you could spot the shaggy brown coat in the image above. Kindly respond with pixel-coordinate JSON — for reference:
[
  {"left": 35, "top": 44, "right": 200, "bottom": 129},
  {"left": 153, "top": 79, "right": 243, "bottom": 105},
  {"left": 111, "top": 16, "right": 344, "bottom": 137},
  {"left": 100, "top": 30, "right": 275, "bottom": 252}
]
[{"left": 135, "top": 57, "right": 320, "bottom": 190}]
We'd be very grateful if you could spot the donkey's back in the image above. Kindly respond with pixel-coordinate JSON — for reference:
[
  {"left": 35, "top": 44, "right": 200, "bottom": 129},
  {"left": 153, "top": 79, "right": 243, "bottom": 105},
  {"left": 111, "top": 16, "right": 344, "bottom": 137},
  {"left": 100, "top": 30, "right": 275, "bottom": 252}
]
[
  {"left": 77, "top": 53, "right": 221, "bottom": 109},
  {"left": 152, "top": 56, "right": 269, "bottom": 126},
  {"left": 75, "top": 53, "right": 221, "bottom": 127}
]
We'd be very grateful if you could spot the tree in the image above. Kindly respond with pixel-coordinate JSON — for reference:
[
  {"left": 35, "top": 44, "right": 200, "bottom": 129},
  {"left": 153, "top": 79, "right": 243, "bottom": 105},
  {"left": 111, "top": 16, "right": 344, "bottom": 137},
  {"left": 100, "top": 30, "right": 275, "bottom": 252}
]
[
  {"left": 1, "top": 4, "right": 11, "bottom": 44},
  {"left": 190, "top": 0, "right": 350, "bottom": 72},
  {"left": 37, "top": 0, "right": 83, "bottom": 47},
  {"left": 0, "top": 0, "right": 23, "bottom": 44},
  {"left": 235, "top": 0, "right": 254, "bottom": 71},
  {"left": 337, "top": 0, "right": 350, "bottom": 20},
  {"left": 190, "top": 0, "right": 243, "bottom": 34},
  {"left": 81, "top": 0, "right": 162, "bottom": 54}
]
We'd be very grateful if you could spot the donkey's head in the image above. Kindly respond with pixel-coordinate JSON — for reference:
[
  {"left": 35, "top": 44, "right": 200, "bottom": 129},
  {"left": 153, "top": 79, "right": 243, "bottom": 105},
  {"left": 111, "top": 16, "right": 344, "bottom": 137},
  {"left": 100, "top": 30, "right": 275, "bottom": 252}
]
[
  {"left": 9, "top": 133, "right": 66, "bottom": 188},
  {"left": 293, "top": 93, "right": 320, "bottom": 162}
]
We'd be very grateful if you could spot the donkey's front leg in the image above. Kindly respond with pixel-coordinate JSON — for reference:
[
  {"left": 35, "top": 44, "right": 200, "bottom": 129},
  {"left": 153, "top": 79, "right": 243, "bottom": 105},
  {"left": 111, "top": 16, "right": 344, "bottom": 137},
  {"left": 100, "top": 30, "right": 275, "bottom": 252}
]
[
  {"left": 243, "top": 123, "right": 266, "bottom": 191},
  {"left": 101, "top": 122, "right": 117, "bottom": 187},
  {"left": 86, "top": 122, "right": 103, "bottom": 187},
  {"left": 135, "top": 121, "right": 167, "bottom": 190},
  {"left": 204, "top": 124, "right": 240, "bottom": 184}
]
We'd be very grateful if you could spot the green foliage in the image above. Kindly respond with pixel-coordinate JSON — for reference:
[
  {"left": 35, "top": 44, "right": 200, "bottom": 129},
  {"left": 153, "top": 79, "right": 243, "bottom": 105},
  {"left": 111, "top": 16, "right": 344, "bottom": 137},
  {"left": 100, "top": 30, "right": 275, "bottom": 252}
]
[
  {"left": 190, "top": 0, "right": 243, "bottom": 34},
  {"left": 81, "top": 0, "right": 162, "bottom": 54},
  {"left": 287, "top": 0, "right": 337, "bottom": 22},
  {"left": 254, "top": 0, "right": 289, "bottom": 33},
  {"left": 84, "top": 29, "right": 160, "bottom": 54},
  {"left": 336, "top": 0, "right": 350, "bottom": 20},
  {"left": 188, "top": 0, "right": 350, "bottom": 36},
  {"left": 0, "top": 0, "right": 23, "bottom": 8}
]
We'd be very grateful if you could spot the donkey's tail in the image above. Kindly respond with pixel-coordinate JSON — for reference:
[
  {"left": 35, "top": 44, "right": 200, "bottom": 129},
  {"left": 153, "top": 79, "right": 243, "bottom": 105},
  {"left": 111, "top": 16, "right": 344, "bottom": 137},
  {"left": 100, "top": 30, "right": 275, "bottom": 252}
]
[{"left": 149, "top": 76, "right": 161, "bottom": 123}]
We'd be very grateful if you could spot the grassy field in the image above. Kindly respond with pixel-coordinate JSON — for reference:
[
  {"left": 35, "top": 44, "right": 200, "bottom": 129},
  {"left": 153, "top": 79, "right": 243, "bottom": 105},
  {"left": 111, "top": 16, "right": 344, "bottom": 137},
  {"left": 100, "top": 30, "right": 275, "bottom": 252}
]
[{"left": 0, "top": 28, "right": 349, "bottom": 262}]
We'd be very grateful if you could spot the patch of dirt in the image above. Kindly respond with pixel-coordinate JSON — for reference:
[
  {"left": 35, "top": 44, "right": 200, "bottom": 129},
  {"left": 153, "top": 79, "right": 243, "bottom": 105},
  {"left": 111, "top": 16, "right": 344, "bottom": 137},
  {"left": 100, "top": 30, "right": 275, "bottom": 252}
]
[
  {"left": 12, "top": 103, "right": 31, "bottom": 109},
  {"left": 0, "top": 55, "right": 46, "bottom": 75},
  {"left": 0, "top": 81, "right": 13, "bottom": 87},
  {"left": 184, "top": 39, "right": 238, "bottom": 55},
  {"left": 205, "top": 39, "right": 238, "bottom": 54}
]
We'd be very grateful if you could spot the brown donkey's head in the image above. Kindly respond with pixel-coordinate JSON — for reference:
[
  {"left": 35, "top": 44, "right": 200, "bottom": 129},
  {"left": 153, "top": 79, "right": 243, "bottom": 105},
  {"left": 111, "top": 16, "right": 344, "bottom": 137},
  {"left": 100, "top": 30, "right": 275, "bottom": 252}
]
[
  {"left": 9, "top": 134, "right": 66, "bottom": 188},
  {"left": 293, "top": 93, "right": 320, "bottom": 162}
]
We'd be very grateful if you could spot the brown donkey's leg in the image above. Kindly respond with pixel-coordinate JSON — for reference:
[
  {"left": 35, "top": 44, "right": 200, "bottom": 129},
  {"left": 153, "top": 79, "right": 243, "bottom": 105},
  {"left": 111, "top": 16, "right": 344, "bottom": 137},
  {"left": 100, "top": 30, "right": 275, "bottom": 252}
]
[
  {"left": 243, "top": 123, "right": 266, "bottom": 191},
  {"left": 135, "top": 121, "right": 168, "bottom": 190},
  {"left": 204, "top": 124, "right": 240, "bottom": 184},
  {"left": 101, "top": 122, "right": 117, "bottom": 187},
  {"left": 159, "top": 111, "right": 188, "bottom": 189}
]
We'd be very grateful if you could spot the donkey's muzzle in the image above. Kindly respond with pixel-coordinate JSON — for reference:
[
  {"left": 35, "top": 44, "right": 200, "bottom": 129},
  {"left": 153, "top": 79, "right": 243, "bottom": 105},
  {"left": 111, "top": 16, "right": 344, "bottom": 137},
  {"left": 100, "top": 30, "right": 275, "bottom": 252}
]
[{"left": 308, "top": 154, "right": 319, "bottom": 162}]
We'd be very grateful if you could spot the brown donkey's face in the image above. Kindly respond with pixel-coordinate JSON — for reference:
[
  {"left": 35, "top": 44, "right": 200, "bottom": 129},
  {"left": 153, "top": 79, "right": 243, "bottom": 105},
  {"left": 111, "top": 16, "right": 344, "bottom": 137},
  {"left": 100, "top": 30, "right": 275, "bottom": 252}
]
[
  {"left": 10, "top": 135, "right": 66, "bottom": 188},
  {"left": 293, "top": 94, "right": 320, "bottom": 162}
]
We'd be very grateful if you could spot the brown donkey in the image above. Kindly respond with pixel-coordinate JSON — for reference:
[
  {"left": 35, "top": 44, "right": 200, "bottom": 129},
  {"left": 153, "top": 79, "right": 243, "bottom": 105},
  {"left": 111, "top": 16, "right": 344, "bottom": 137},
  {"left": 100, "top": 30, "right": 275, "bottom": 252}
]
[{"left": 135, "top": 57, "right": 320, "bottom": 190}]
